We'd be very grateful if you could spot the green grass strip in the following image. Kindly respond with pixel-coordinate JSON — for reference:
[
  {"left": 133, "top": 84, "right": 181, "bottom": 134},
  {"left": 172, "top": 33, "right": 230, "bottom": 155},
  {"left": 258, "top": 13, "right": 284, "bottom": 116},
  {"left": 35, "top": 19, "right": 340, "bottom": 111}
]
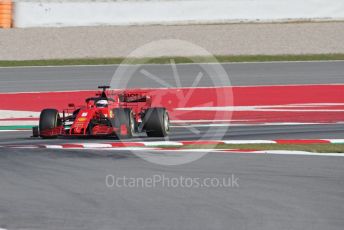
[
  {"left": 1, "top": 54, "right": 344, "bottom": 67},
  {"left": 0, "top": 125, "right": 33, "bottom": 130}
]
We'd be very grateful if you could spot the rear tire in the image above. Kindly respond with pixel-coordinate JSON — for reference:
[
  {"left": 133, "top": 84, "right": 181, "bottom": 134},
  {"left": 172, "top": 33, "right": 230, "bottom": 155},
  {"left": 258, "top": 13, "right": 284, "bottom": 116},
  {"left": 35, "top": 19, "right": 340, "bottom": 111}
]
[
  {"left": 113, "top": 108, "right": 135, "bottom": 139},
  {"left": 144, "top": 108, "right": 170, "bottom": 137},
  {"left": 39, "top": 109, "right": 61, "bottom": 139}
]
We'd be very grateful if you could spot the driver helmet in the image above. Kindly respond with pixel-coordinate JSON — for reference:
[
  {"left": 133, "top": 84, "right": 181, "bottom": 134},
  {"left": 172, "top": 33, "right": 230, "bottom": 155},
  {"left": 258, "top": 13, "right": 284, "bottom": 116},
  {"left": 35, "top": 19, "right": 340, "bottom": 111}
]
[{"left": 96, "top": 100, "right": 108, "bottom": 108}]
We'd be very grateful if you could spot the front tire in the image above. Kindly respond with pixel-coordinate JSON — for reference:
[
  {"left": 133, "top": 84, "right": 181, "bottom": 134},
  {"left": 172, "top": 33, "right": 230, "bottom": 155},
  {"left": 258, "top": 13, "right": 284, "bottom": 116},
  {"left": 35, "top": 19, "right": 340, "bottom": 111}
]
[
  {"left": 39, "top": 109, "right": 61, "bottom": 139},
  {"left": 113, "top": 108, "right": 135, "bottom": 139},
  {"left": 144, "top": 108, "right": 170, "bottom": 137}
]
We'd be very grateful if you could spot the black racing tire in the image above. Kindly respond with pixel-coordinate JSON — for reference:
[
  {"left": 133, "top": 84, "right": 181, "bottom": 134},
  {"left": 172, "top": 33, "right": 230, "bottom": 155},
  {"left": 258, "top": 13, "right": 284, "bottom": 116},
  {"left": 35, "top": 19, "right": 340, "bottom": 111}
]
[
  {"left": 144, "top": 108, "right": 170, "bottom": 137},
  {"left": 39, "top": 109, "right": 61, "bottom": 139},
  {"left": 113, "top": 108, "right": 135, "bottom": 139}
]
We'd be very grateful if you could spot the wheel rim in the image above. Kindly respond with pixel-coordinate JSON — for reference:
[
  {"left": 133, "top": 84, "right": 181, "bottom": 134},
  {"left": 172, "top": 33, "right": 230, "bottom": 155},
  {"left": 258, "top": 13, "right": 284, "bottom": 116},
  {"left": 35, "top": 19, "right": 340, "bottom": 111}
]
[
  {"left": 130, "top": 113, "right": 135, "bottom": 133},
  {"left": 164, "top": 112, "right": 170, "bottom": 132}
]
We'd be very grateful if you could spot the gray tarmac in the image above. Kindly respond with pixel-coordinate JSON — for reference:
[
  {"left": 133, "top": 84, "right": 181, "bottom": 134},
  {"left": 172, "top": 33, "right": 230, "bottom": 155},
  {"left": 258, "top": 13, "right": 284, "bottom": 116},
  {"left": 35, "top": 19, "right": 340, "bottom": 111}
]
[
  {"left": 0, "top": 61, "right": 343, "bottom": 92},
  {"left": 0, "top": 147, "right": 343, "bottom": 230}
]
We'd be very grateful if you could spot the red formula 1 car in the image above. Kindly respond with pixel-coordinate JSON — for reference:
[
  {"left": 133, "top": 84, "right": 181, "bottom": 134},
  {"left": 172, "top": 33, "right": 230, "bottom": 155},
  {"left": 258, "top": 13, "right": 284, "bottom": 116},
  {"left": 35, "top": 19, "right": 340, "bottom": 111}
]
[{"left": 33, "top": 86, "right": 170, "bottom": 139}]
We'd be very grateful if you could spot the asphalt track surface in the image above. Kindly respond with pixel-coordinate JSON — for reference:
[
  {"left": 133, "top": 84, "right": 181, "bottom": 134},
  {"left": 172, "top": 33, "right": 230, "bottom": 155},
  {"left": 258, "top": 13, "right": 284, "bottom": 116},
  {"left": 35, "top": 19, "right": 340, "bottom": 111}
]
[
  {"left": 1, "top": 147, "right": 343, "bottom": 230},
  {"left": 1, "top": 61, "right": 344, "bottom": 230},
  {"left": 0, "top": 61, "right": 344, "bottom": 92}
]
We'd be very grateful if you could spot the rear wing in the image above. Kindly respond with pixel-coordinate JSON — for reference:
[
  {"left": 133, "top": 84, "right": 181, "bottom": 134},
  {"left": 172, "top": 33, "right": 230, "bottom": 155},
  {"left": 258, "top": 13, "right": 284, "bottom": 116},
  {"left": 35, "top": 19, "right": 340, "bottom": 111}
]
[{"left": 118, "top": 92, "right": 151, "bottom": 103}]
